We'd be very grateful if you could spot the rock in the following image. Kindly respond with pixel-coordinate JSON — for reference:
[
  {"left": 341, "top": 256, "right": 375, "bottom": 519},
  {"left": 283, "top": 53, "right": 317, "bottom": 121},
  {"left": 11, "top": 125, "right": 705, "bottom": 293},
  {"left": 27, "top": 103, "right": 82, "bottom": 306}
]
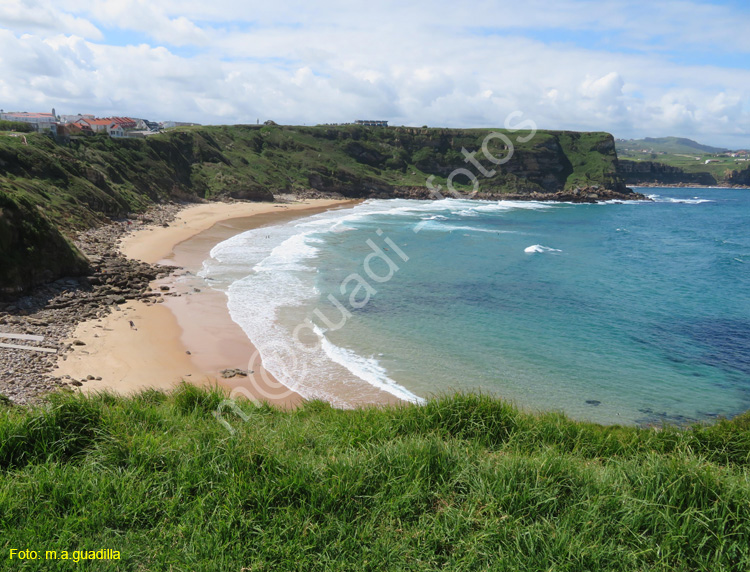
[
  {"left": 220, "top": 368, "right": 248, "bottom": 379},
  {"left": 0, "top": 203, "right": 198, "bottom": 404},
  {"left": 70, "top": 380, "right": 83, "bottom": 387},
  {"left": 585, "top": 400, "right": 601, "bottom": 406}
]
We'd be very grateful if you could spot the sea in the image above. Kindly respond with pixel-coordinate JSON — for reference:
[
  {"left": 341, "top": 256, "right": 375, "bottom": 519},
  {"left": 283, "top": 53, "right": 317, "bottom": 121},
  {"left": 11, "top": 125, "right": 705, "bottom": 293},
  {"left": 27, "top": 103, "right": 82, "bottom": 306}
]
[{"left": 199, "top": 187, "right": 750, "bottom": 425}]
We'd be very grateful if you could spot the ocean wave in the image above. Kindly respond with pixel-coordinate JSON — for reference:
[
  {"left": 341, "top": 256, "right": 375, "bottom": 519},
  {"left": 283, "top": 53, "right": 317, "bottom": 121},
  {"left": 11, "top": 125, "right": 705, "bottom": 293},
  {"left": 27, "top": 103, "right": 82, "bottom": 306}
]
[
  {"left": 203, "top": 197, "right": 578, "bottom": 405},
  {"left": 647, "top": 194, "right": 713, "bottom": 204},
  {"left": 205, "top": 200, "right": 432, "bottom": 407},
  {"left": 524, "top": 244, "right": 562, "bottom": 253},
  {"left": 315, "top": 325, "right": 425, "bottom": 404},
  {"left": 472, "top": 200, "right": 554, "bottom": 212},
  {"left": 441, "top": 224, "right": 516, "bottom": 234}
]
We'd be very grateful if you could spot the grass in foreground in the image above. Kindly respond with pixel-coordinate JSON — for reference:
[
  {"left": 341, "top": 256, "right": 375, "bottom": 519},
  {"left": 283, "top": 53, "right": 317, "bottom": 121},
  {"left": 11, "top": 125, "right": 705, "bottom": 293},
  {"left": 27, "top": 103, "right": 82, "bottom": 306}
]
[{"left": 1, "top": 385, "right": 749, "bottom": 571}]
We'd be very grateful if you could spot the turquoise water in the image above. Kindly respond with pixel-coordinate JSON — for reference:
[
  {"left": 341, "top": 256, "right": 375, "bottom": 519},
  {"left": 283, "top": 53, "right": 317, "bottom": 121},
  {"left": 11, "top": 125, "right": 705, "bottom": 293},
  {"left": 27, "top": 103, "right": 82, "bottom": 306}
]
[{"left": 202, "top": 188, "right": 750, "bottom": 425}]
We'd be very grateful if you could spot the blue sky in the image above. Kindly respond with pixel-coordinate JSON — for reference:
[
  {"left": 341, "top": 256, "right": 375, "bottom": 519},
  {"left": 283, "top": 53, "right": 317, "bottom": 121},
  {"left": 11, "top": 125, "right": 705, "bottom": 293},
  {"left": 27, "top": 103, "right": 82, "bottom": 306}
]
[{"left": 0, "top": 0, "right": 749, "bottom": 147}]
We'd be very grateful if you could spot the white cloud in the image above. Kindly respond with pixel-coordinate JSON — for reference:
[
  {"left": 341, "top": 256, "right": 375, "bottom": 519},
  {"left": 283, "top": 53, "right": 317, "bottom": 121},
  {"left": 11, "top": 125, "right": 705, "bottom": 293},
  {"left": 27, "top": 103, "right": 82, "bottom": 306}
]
[
  {"left": 0, "top": 1, "right": 748, "bottom": 147},
  {"left": 0, "top": 0, "right": 101, "bottom": 39},
  {"left": 87, "top": 0, "right": 208, "bottom": 47}
]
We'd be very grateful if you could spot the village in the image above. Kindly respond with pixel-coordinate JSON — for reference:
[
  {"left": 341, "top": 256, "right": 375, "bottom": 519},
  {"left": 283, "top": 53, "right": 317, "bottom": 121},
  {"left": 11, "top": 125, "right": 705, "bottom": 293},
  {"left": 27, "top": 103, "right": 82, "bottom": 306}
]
[{"left": 0, "top": 109, "right": 199, "bottom": 139}]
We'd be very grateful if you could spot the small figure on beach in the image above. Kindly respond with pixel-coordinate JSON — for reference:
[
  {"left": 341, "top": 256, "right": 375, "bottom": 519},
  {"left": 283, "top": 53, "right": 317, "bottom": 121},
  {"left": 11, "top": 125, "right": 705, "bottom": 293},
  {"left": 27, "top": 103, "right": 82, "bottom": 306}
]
[{"left": 129, "top": 320, "right": 137, "bottom": 331}]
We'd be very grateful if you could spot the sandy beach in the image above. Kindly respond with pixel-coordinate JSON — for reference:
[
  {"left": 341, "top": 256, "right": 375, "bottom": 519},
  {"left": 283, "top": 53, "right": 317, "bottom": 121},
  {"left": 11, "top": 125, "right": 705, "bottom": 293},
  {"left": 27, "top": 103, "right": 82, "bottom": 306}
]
[{"left": 55, "top": 199, "right": 356, "bottom": 406}]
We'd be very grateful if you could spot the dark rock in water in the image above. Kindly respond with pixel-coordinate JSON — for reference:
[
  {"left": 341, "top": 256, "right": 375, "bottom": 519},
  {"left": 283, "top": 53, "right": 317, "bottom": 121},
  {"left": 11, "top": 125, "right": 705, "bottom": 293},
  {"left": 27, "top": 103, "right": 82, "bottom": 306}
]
[{"left": 585, "top": 400, "right": 601, "bottom": 406}]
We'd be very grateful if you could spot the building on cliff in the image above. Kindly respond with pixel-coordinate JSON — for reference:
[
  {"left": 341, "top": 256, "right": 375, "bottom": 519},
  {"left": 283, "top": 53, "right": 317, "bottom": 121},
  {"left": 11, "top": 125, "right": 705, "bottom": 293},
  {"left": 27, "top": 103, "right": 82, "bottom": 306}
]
[
  {"left": 0, "top": 110, "right": 57, "bottom": 131},
  {"left": 355, "top": 119, "right": 388, "bottom": 127}
]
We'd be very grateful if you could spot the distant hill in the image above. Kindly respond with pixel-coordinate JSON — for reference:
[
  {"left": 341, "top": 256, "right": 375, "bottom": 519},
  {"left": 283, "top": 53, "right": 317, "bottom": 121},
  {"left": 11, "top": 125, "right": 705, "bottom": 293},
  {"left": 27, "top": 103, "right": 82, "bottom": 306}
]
[
  {"left": 616, "top": 136, "right": 729, "bottom": 156},
  {"left": 615, "top": 135, "right": 750, "bottom": 186}
]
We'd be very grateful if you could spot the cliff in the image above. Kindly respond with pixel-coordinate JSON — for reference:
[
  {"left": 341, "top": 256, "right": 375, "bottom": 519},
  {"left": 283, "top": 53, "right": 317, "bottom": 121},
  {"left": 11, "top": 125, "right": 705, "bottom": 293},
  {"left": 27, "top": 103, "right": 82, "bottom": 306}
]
[
  {"left": 618, "top": 160, "right": 718, "bottom": 186},
  {"left": 0, "top": 192, "right": 89, "bottom": 294},
  {"left": 619, "top": 159, "right": 750, "bottom": 187},
  {"left": 0, "top": 125, "right": 638, "bottom": 294},
  {"left": 728, "top": 165, "right": 750, "bottom": 186}
]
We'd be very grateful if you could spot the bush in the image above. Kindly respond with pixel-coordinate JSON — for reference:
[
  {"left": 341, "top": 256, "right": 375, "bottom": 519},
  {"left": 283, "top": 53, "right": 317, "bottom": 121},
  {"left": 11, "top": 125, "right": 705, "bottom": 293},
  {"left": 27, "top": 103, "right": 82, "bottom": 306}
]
[{"left": 0, "top": 120, "right": 33, "bottom": 133}]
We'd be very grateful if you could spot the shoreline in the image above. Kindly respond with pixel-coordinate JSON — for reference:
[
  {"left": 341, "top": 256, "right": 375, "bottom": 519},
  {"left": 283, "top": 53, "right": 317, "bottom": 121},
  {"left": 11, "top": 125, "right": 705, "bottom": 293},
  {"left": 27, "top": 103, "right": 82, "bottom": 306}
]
[
  {"left": 630, "top": 183, "right": 750, "bottom": 189},
  {"left": 54, "top": 199, "right": 359, "bottom": 406}
]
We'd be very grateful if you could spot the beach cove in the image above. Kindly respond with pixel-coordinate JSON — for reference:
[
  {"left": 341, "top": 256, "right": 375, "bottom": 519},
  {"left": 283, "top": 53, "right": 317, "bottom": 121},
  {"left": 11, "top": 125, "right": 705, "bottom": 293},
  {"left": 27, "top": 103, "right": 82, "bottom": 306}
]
[{"left": 54, "top": 199, "right": 364, "bottom": 407}]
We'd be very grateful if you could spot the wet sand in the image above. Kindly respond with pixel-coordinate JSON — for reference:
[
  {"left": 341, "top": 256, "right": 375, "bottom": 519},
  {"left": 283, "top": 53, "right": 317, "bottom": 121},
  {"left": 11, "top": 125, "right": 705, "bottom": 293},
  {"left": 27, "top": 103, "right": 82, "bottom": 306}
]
[{"left": 56, "top": 199, "right": 356, "bottom": 406}]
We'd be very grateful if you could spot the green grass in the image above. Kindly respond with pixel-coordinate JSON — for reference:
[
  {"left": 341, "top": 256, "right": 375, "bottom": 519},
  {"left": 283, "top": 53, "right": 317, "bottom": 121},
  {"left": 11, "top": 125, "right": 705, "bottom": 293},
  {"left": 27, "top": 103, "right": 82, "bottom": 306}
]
[
  {"left": 1, "top": 125, "right": 631, "bottom": 292},
  {"left": 1, "top": 385, "right": 749, "bottom": 571},
  {"left": 615, "top": 137, "right": 749, "bottom": 183},
  {"left": 618, "top": 152, "right": 742, "bottom": 180},
  {"left": 616, "top": 137, "right": 729, "bottom": 156}
]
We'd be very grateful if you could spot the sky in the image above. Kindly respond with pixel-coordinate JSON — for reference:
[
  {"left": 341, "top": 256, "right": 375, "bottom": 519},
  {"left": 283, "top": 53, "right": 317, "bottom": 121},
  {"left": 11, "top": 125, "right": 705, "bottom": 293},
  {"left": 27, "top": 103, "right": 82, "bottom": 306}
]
[{"left": 1, "top": 0, "right": 749, "bottom": 148}]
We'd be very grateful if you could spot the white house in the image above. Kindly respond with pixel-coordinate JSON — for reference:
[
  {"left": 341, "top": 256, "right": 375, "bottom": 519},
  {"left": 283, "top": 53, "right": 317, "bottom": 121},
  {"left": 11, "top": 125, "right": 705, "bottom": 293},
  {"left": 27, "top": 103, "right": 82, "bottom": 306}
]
[
  {"left": 0, "top": 110, "right": 57, "bottom": 131},
  {"left": 107, "top": 123, "right": 125, "bottom": 138}
]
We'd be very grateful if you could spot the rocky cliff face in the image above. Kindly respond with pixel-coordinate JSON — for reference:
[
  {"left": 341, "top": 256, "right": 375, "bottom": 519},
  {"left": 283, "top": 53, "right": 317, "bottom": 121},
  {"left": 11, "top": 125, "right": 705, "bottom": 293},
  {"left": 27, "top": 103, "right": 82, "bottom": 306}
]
[
  {"left": 0, "top": 192, "right": 89, "bottom": 295},
  {"left": 0, "top": 126, "right": 638, "bottom": 294},
  {"left": 727, "top": 165, "right": 750, "bottom": 186},
  {"left": 302, "top": 128, "right": 629, "bottom": 197},
  {"left": 618, "top": 159, "right": 750, "bottom": 187}
]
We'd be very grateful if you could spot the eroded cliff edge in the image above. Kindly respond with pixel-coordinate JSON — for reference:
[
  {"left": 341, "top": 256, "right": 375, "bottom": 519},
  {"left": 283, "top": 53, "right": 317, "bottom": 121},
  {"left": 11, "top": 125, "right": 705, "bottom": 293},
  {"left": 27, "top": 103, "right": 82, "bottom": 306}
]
[{"left": 1, "top": 125, "right": 641, "bottom": 294}]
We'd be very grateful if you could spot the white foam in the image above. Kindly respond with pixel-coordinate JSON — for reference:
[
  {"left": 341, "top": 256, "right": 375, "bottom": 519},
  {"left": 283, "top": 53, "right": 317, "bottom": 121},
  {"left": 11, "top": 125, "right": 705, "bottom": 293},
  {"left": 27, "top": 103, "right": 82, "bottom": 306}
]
[
  {"left": 524, "top": 244, "right": 562, "bottom": 253},
  {"left": 315, "top": 326, "right": 425, "bottom": 404},
  {"left": 647, "top": 194, "right": 713, "bottom": 204},
  {"left": 472, "top": 200, "right": 554, "bottom": 212},
  {"left": 200, "top": 197, "right": 579, "bottom": 406},
  {"left": 202, "top": 199, "right": 437, "bottom": 407},
  {"left": 669, "top": 198, "right": 713, "bottom": 204},
  {"left": 443, "top": 224, "right": 516, "bottom": 234}
]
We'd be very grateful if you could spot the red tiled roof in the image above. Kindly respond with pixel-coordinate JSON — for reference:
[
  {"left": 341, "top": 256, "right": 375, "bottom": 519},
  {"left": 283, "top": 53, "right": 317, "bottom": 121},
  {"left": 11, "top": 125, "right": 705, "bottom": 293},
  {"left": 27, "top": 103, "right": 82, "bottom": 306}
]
[
  {"left": 77, "top": 118, "right": 114, "bottom": 126},
  {"left": 109, "top": 117, "right": 137, "bottom": 127}
]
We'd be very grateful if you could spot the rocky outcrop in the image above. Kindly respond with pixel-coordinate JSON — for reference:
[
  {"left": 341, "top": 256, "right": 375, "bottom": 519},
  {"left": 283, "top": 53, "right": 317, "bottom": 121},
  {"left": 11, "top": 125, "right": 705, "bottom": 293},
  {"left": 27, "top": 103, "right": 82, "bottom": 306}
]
[
  {"left": 619, "top": 159, "right": 750, "bottom": 187},
  {"left": 0, "top": 125, "right": 641, "bottom": 295},
  {"left": 727, "top": 165, "right": 750, "bottom": 186},
  {"left": 0, "top": 192, "right": 90, "bottom": 295},
  {"left": 370, "top": 185, "right": 646, "bottom": 202},
  {"left": 0, "top": 205, "right": 180, "bottom": 404}
]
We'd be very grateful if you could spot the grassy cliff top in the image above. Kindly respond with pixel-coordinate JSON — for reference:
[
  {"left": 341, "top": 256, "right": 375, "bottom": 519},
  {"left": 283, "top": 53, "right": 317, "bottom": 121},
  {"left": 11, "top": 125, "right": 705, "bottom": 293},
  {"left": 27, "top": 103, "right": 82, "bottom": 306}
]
[
  {"left": 1, "top": 386, "right": 749, "bottom": 570},
  {"left": 616, "top": 136, "right": 747, "bottom": 181},
  {"left": 0, "top": 125, "right": 624, "bottom": 230},
  {"left": 0, "top": 125, "right": 628, "bottom": 292}
]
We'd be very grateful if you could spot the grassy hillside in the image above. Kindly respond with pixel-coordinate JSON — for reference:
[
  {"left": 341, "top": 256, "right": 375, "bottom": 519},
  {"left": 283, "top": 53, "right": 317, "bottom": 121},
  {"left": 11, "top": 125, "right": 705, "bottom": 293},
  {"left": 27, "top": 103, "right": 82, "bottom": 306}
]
[
  {"left": 616, "top": 136, "right": 729, "bottom": 156},
  {"left": 0, "top": 191, "right": 89, "bottom": 292},
  {"left": 179, "top": 125, "right": 627, "bottom": 196},
  {"left": 0, "top": 125, "right": 630, "bottom": 293},
  {"left": 616, "top": 136, "right": 750, "bottom": 185},
  {"left": 1, "top": 386, "right": 749, "bottom": 571}
]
